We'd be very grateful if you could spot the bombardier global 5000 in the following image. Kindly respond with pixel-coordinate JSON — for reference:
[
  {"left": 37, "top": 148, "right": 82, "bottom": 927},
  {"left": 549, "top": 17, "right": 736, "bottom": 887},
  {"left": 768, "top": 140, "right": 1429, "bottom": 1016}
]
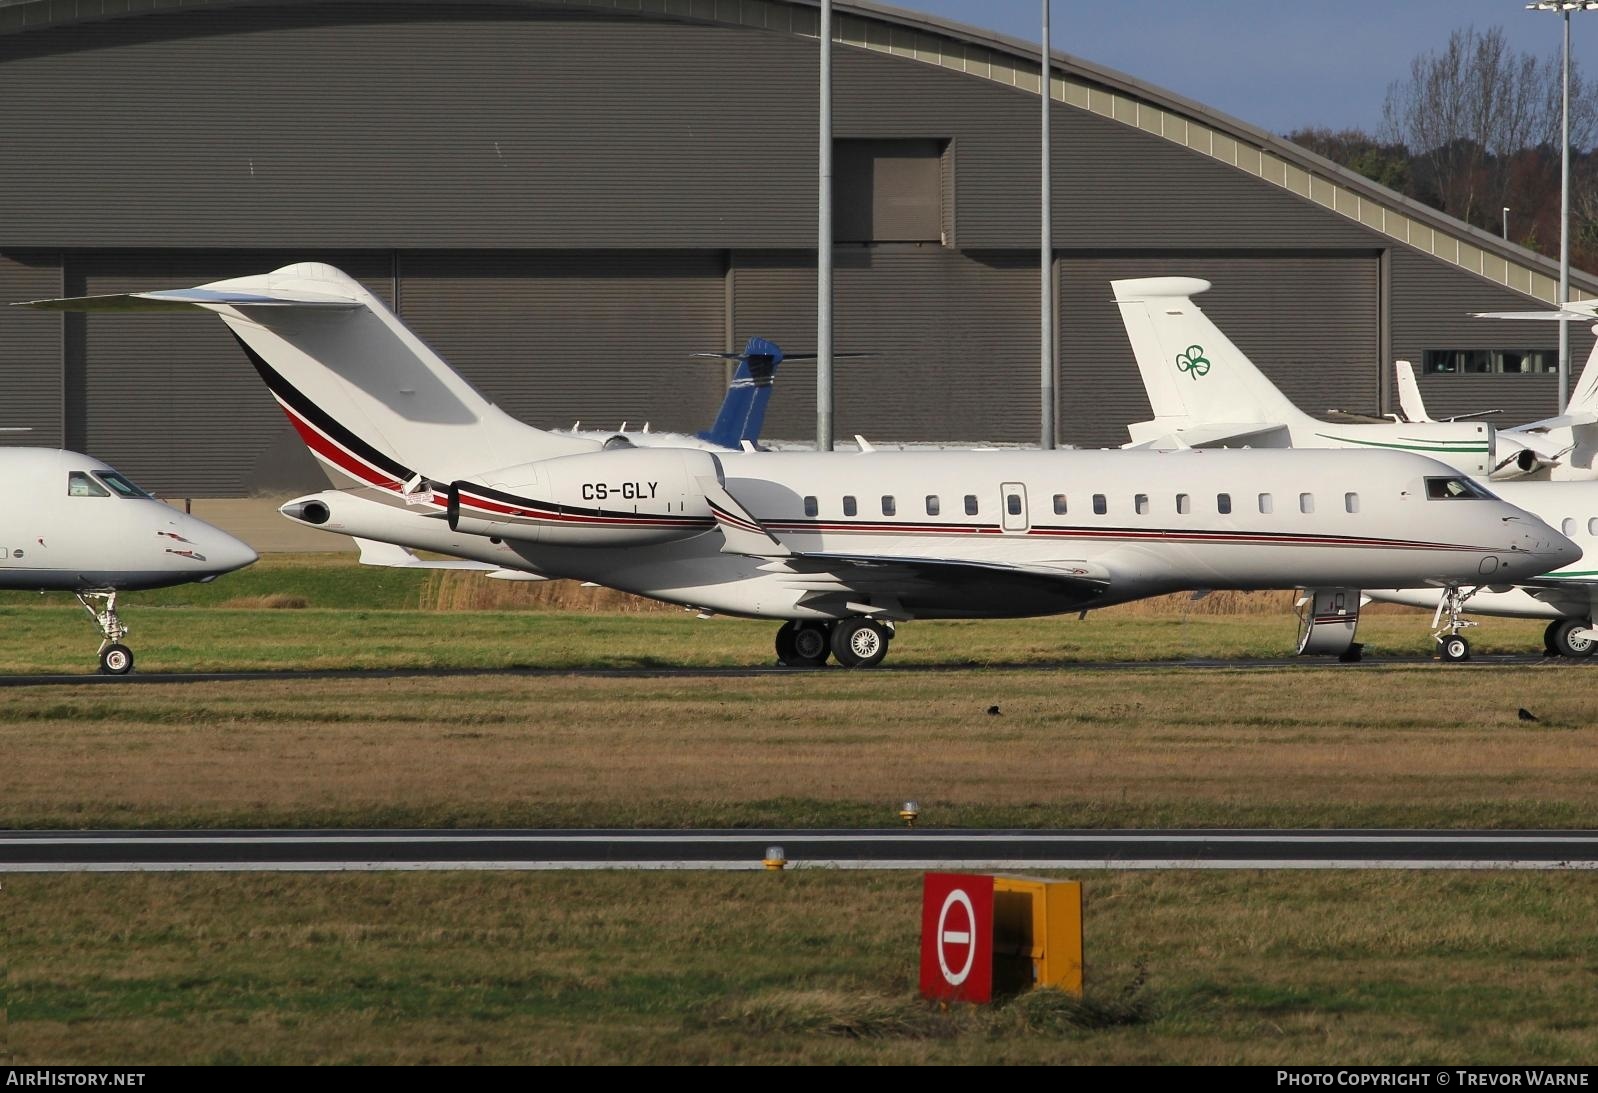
[{"left": 23, "top": 264, "right": 1579, "bottom": 668}]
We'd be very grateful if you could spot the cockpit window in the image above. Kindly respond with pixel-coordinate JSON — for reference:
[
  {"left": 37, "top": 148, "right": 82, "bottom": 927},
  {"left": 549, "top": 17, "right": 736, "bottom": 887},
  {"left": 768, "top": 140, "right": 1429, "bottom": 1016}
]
[
  {"left": 93, "top": 471, "right": 151, "bottom": 499},
  {"left": 1425, "top": 476, "right": 1493, "bottom": 500},
  {"left": 67, "top": 471, "right": 110, "bottom": 498}
]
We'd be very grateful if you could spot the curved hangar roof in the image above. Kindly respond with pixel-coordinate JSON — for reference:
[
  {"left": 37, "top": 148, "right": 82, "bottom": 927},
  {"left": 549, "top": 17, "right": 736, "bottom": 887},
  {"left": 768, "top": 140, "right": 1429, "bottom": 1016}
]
[{"left": 1, "top": 0, "right": 1590, "bottom": 305}]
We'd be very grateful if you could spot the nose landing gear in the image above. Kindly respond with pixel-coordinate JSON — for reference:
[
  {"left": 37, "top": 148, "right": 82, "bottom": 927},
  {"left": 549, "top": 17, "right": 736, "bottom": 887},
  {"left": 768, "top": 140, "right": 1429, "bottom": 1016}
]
[
  {"left": 1431, "top": 584, "right": 1480, "bottom": 663},
  {"left": 76, "top": 590, "right": 135, "bottom": 675},
  {"left": 775, "top": 618, "right": 893, "bottom": 669}
]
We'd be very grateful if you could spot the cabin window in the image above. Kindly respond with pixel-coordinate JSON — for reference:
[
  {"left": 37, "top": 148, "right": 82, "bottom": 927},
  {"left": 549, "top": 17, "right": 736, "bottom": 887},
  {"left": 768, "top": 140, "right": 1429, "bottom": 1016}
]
[
  {"left": 1131, "top": 493, "right": 1147, "bottom": 515},
  {"left": 1589, "top": 517, "right": 1598, "bottom": 536},
  {"left": 1092, "top": 494, "right": 1107, "bottom": 515},
  {"left": 803, "top": 495, "right": 818, "bottom": 517},
  {"left": 1425, "top": 476, "right": 1492, "bottom": 500},
  {"left": 1053, "top": 493, "right": 1067, "bottom": 515},
  {"left": 1258, "top": 493, "right": 1273, "bottom": 514},
  {"left": 1176, "top": 493, "right": 1190, "bottom": 515},
  {"left": 881, "top": 495, "right": 896, "bottom": 517},
  {"left": 1563, "top": 518, "right": 1577, "bottom": 536},
  {"left": 925, "top": 495, "right": 940, "bottom": 516},
  {"left": 964, "top": 495, "right": 978, "bottom": 516},
  {"left": 1006, "top": 493, "right": 1022, "bottom": 516},
  {"left": 1299, "top": 492, "right": 1315, "bottom": 514},
  {"left": 843, "top": 495, "right": 857, "bottom": 517},
  {"left": 67, "top": 471, "right": 109, "bottom": 498},
  {"left": 1216, "top": 493, "right": 1232, "bottom": 515},
  {"left": 1344, "top": 492, "right": 1359, "bottom": 514}
]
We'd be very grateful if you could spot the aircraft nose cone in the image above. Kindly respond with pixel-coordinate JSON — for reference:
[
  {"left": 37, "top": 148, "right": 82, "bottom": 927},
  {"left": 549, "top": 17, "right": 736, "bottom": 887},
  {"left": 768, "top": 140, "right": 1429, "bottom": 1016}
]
[{"left": 171, "top": 514, "right": 258, "bottom": 576}]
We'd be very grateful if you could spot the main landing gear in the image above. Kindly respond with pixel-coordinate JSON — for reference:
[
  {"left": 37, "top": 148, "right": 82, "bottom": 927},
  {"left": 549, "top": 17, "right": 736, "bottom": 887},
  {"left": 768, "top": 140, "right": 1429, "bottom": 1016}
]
[
  {"left": 775, "top": 618, "right": 893, "bottom": 669},
  {"left": 76, "top": 590, "right": 134, "bottom": 675},
  {"left": 1545, "top": 617, "right": 1598, "bottom": 659},
  {"left": 1431, "top": 585, "right": 1481, "bottom": 663}
]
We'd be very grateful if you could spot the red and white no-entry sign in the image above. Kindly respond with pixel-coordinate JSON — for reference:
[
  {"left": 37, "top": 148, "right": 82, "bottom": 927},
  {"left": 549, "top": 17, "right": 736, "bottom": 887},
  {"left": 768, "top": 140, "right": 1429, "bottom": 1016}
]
[{"left": 919, "top": 873, "right": 994, "bottom": 1002}]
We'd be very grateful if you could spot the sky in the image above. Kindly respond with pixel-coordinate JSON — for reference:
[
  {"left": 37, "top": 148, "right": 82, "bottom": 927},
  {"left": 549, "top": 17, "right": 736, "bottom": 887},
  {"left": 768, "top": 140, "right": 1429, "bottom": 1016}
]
[{"left": 887, "top": 1, "right": 1598, "bottom": 138}]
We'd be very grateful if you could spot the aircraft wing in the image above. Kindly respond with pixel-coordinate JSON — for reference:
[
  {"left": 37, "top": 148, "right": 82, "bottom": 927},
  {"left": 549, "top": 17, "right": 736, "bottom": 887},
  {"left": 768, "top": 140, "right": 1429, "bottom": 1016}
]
[
  {"left": 1124, "top": 421, "right": 1292, "bottom": 449},
  {"left": 761, "top": 553, "right": 1112, "bottom": 618},
  {"left": 18, "top": 287, "right": 361, "bottom": 312}
]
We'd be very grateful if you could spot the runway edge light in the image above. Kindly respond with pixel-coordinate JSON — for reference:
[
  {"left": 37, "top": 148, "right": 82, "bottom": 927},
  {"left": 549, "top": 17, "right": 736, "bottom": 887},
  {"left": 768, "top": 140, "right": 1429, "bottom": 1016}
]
[{"left": 919, "top": 873, "right": 1083, "bottom": 1004}]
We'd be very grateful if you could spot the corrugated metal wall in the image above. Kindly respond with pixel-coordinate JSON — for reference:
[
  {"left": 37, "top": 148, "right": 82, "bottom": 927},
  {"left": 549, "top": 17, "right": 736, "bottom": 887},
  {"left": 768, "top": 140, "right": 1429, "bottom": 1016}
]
[
  {"left": 733, "top": 247, "right": 1037, "bottom": 442},
  {"left": 68, "top": 253, "right": 394, "bottom": 495},
  {"left": 0, "top": 251, "right": 62, "bottom": 448},
  {"left": 396, "top": 252, "right": 726, "bottom": 437},
  {"left": 1391, "top": 248, "right": 1597, "bottom": 424},
  {"left": 1059, "top": 255, "right": 1381, "bottom": 448}
]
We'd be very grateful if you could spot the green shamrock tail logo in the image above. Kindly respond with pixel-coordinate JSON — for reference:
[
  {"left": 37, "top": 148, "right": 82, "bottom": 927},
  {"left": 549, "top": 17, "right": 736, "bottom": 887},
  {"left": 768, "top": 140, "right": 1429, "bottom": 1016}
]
[{"left": 1176, "top": 345, "right": 1210, "bottom": 380}]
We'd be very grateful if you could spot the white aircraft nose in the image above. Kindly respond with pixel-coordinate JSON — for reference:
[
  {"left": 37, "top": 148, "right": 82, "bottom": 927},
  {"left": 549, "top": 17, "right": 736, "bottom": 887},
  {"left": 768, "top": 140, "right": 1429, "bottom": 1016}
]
[{"left": 169, "top": 514, "right": 258, "bottom": 576}]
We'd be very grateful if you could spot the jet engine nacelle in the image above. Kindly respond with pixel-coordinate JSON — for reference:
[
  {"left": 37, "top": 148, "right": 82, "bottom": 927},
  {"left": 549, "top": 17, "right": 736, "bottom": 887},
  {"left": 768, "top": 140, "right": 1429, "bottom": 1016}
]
[
  {"left": 448, "top": 447, "right": 719, "bottom": 546},
  {"left": 1487, "top": 438, "right": 1556, "bottom": 481},
  {"left": 1295, "top": 587, "right": 1363, "bottom": 660}
]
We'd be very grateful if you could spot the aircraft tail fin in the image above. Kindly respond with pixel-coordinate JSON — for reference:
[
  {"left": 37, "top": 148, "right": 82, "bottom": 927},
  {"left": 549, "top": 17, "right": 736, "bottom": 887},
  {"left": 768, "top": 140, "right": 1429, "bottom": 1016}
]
[
  {"left": 21, "top": 263, "right": 598, "bottom": 489},
  {"left": 1567, "top": 325, "right": 1598, "bottom": 417},
  {"left": 693, "top": 336, "right": 786, "bottom": 449},
  {"left": 1394, "top": 360, "right": 1434, "bottom": 423},
  {"left": 1113, "top": 277, "right": 1310, "bottom": 433}
]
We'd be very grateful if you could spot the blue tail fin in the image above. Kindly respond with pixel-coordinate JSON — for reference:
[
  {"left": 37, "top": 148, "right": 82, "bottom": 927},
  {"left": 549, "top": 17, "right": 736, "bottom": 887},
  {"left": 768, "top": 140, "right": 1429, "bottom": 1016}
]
[{"left": 696, "top": 336, "right": 785, "bottom": 449}]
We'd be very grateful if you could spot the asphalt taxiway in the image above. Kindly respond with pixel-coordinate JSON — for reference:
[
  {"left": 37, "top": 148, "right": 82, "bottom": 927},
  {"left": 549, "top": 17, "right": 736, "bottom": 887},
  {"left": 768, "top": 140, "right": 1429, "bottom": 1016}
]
[{"left": 4, "top": 828, "right": 1596, "bottom": 871}]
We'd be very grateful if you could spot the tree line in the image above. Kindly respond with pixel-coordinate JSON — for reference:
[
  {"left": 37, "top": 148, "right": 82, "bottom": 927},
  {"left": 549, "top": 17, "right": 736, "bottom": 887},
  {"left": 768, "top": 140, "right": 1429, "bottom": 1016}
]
[{"left": 1286, "top": 26, "right": 1598, "bottom": 274}]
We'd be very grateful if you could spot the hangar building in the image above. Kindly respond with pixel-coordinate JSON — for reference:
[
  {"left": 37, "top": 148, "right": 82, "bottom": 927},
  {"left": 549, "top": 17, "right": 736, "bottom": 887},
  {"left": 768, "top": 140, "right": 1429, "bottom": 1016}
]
[{"left": 1, "top": 0, "right": 1594, "bottom": 496}]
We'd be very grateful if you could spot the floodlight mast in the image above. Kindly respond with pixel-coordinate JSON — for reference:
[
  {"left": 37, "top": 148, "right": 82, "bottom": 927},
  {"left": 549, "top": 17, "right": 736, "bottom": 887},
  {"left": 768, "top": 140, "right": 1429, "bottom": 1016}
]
[
  {"left": 817, "top": 0, "right": 834, "bottom": 451},
  {"left": 1527, "top": 1, "right": 1598, "bottom": 412},
  {"left": 1040, "top": 0, "right": 1056, "bottom": 450}
]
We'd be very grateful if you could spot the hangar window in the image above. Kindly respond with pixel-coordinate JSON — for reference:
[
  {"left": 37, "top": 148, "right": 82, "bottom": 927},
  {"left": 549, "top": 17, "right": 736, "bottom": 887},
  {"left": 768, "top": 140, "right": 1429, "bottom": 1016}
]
[
  {"left": 843, "top": 495, "right": 857, "bottom": 517},
  {"left": 925, "top": 495, "right": 940, "bottom": 516},
  {"left": 1134, "top": 493, "right": 1150, "bottom": 515},
  {"left": 834, "top": 139, "right": 945, "bottom": 243},
  {"left": 964, "top": 495, "right": 978, "bottom": 516},
  {"left": 1092, "top": 494, "right": 1107, "bottom": 515},
  {"left": 1423, "top": 349, "right": 1554, "bottom": 375},
  {"left": 1344, "top": 492, "right": 1360, "bottom": 514},
  {"left": 67, "top": 471, "right": 109, "bottom": 498},
  {"left": 881, "top": 495, "right": 896, "bottom": 517},
  {"left": 1176, "top": 493, "right": 1191, "bottom": 515},
  {"left": 1258, "top": 493, "right": 1273, "bottom": 514},
  {"left": 803, "top": 496, "right": 818, "bottom": 517},
  {"left": 1053, "top": 494, "right": 1067, "bottom": 514},
  {"left": 1216, "top": 493, "right": 1232, "bottom": 515},
  {"left": 1299, "top": 492, "right": 1315, "bottom": 514}
]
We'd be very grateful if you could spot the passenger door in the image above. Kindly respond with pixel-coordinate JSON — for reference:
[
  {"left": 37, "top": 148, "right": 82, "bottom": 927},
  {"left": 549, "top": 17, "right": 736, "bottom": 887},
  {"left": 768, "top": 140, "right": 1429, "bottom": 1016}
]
[{"left": 1000, "top": 482, "right": 1029, "bottom": 533}]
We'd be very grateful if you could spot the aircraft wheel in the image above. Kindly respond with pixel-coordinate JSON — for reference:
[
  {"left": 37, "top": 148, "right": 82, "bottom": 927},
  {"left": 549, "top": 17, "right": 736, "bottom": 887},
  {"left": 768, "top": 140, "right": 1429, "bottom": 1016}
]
[
  {"left": 831, "top": 618, "right": 889, "bottom": 669},
  {"left": 1544, "top": 619, "right": 1565, "bottom": 657},
  {"left": 1437, "top": 635, "right": 1471, "bottom": 663},
  {"left": 775, "top": 621, "right": 829, "bottom": 668},
  {"left": 1552, "top": 618, "right": 1597, "bottom": 659},
  {"left": 99, "top": 644, "right": 134, "bottom": 675}
]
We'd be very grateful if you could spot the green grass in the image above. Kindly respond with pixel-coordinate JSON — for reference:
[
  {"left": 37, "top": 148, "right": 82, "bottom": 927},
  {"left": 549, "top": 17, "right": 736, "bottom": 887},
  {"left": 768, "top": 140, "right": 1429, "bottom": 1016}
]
[{"left": 5, "top": 871, "right": 1597, "bottom": 1065}]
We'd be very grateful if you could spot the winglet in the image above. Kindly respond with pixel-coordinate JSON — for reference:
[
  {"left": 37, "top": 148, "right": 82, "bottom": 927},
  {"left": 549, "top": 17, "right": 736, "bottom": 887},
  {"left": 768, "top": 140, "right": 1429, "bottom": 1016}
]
[
  {"left": 1394, "top": 361, "right": 1433, "bottom": 424},
  {"left": 700, "top": 478, "right": 790, "bottom": 557}
]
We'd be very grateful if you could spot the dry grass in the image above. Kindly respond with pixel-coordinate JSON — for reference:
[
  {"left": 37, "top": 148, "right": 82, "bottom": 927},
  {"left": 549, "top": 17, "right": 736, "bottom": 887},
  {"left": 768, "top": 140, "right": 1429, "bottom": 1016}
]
[
  {"left": 4, "top": 665, "right": 1596, "bottom": 829},
  {"left": 216, "top": 593, "right": 310, "bottom": 610},
  {"left": 5, "top": 871, "right": 1597, "bottom": 1064}
]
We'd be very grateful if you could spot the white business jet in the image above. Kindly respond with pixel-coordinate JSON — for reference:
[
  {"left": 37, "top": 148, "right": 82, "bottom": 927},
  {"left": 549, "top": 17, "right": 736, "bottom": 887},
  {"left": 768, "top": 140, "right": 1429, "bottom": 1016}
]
[
  {"left": 2, "top": 448, "right": 258, "bottom": 672},
  {"left": 1113, "top": 276, "right": 1598, "bottom": 659},
  {"left": 21, "top": 264, "right": 1577, "bottom": 669}
]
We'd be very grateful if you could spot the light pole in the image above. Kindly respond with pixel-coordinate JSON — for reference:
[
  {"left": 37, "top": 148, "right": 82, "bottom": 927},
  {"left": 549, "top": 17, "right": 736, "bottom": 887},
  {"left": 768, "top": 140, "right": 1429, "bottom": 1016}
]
[
  {"left": 1503, "top": 206, "right": 1511, "bottom": 240},
  {"left": 1040, "top": 0, "right": 1055, "bottom": 450},
  {"left": 817, "top": 0, "right": 833, "bottom": 451},
  {"left": 1527, "top": 1, "right": 1597, "bottom": 413}
]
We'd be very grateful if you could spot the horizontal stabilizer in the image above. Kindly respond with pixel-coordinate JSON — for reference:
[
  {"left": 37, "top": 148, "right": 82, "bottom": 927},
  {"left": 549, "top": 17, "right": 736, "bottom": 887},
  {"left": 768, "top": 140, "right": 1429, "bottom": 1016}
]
[
  {"left": 18, "top": 287, "right": 361, "bottom": 312},
  {"left": 1472, "top": 304, "right": 1598, "bottom": 321}
]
